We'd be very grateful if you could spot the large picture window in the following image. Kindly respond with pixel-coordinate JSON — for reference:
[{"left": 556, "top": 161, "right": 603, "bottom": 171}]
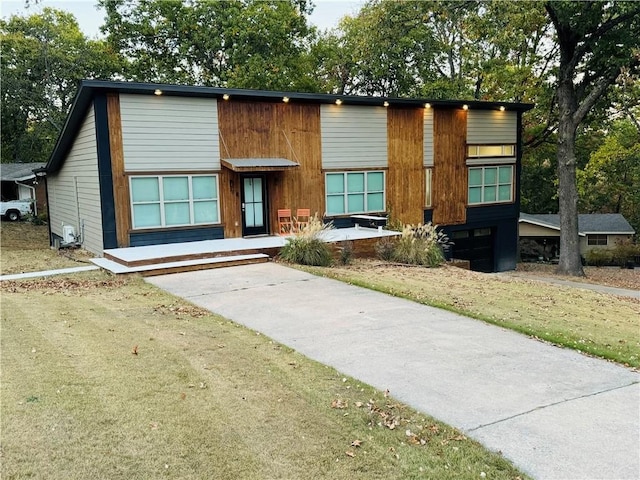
[
  {"left": 130, "top": 175, "right": 219, "bottom": 229},
  {"left": 468, "top": 166, "right": 513, "bottom": 205},
  {"left": 587, "top": 234, "right": 607, "bottom": 246},
  {"left": 325, "top": 171, "right": 385, "bottom": 215}
]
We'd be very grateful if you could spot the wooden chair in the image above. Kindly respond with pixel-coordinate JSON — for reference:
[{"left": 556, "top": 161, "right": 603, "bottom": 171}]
[
  {"left": 278, "top": 209, "right": 293, "bottom": 235},
  {"left": 295, "top": 208, "right": 311, "bottom": 233}
]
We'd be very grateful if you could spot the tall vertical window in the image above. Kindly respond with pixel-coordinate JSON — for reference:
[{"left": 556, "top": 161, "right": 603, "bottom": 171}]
[
  {"left": 468, "top": 166, "right": 513, "bottom": 204},
  {"left": 130, "top": 175, "right": 219, "bottom": 229},
  {"left": 325, "top": 171, "right": 385, "bottom": 215},
  {"left": 425, "top": 168, "right": 432, "bottom": 208}
]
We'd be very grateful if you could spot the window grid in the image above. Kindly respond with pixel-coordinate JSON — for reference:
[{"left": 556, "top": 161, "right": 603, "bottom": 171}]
[
  {"left": 587, "top": 234, "right": 608, "bottom": 246},
  {"left": 468, "top": 166, "right": 513, "bottom": 205},
  {"left": 130, "top": 174, "right": 219, "bottom": 229},
  {"left": 325, "top": 171, "right": 385, "bottom": 215}
]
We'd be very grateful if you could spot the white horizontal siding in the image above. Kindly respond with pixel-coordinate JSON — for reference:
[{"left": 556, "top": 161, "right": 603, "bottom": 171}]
[
  {"left": 467, "top": 110, "right": 517, "bottom": 144},
  {"left": 48, "top": 105, "right": 104, "bottom": 255},
  {"left": 423, "top": 108, "right": 434, "bottom": 166},
  {"left": 321, "top": 105, "right": 387, "bottom": 169},
  {"left": 120, "top": 94, "right": 220, "bottom": 172}
]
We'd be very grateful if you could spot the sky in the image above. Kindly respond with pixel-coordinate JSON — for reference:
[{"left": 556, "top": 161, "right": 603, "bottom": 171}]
[{"left": 1, "top": 0, "right": 365, "bottom": 36}]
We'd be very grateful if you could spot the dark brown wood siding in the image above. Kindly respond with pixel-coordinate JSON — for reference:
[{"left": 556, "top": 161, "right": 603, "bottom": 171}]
[
  {"left": 387, "top": 108, "right": 424, "bottom": 225},
  {"left": 107, "top": 93, "right": 130, "bottom": 247},
  {"left": 432, "top": 108, "right": 467, "bottom": 225},
  {"left": 217, "top": 100, "right": 323, "bottom": 237}
]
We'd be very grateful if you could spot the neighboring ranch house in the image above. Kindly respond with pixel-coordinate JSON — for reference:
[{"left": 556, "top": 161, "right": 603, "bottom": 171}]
[
  {"left": 519, "top": 213, "right": 635, "bottom": 260},
  {"left": 42, "top": 80, "right": 533, "bottom": 272}
]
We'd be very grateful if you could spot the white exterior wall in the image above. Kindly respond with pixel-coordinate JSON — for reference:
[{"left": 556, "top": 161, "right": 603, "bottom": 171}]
[
  {"left": 320, "top": 104, "right": 387, "bottom": 169},
  {"left": 467, "top": 110, "right": 517, "bottom": 144},
  {"left": 120, "top": 94, "right": 220, "bottom": 172},
  {"left": 423, "top": 108, "right": 433, "bottom": 166},
  {"left": 48, "top": 105, "right": 104, "bottom": 255}
]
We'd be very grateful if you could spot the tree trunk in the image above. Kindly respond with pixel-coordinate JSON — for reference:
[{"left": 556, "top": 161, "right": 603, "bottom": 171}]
[{"left": 556, "top": 83, "right": 585, "bottom": 276}]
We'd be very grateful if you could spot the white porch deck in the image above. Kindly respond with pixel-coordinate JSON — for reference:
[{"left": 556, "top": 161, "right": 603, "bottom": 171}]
[{"left": 92, "top": 227, "right": 400, "bottom": 276}]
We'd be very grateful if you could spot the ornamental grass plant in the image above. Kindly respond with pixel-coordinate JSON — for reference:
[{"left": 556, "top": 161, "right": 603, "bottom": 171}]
[{"left": 279, "top": 213, "right": 334, "bottom": 266}]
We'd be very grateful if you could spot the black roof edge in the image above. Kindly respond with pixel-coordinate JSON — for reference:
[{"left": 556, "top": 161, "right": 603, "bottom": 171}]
[{"left": 45, "top": 79, "right": 535, "bottom": 174}]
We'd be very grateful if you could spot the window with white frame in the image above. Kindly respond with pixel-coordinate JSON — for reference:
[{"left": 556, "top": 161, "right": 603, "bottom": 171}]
[
  {"left": 587, "top": 234, "right": 608, "bottom": 246},
  {"left": 325, "top": 171, "right": 385, "bottom": 215},
  {"left": 468, "top": 166, "right": 513, "bottom": 205},
  {"left": 467, "top": 144, "right": 515, "bottom": 157},
  {"left": 425, "top": 168, "right": 432, "bottom": 208},
  {"left": 130, "top": 174, "right": 219, "bottom": 229}
]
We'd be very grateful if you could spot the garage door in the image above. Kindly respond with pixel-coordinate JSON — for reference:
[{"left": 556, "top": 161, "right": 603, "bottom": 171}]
[{"left": 450, "top": 227, "right": 495, "bottom": 272}]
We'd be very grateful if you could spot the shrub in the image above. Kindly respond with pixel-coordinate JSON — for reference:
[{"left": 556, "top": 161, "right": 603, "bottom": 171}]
[
  {"left": 584, "top": 248, "right": 613, "bottom": 267},
  {"left": 390, "top": 223, "right": 449, "bottom": 267},
  {"left": 337, "top": 240, "right": 354, "bottom": 265},
  {"left": 375, "top": 237, "right": 397, "bottom": 261},
  {"left": 610, "top": 239, "right": 640, "bottom": 267},
  {"left": 279, "top": 213, "right": 333, "bottom": 266}
]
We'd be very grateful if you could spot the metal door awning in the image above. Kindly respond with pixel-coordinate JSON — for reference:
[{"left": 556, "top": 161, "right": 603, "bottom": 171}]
[{"left": 221, "top": 158, "right": 300, "bottom": 172}]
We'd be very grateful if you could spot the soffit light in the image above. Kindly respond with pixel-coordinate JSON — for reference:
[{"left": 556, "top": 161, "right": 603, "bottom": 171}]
[
  {"left": 462, "top": 104, "right": 469, "bottom": 110},
  {"left": 223, "top": 93, "right": 230, "bottom": 100},
  {"left": 424, "top": 103, "right": 431, "bottom": 109},
  {"left": 154, "top": 89, "right": 163, "bottom": 96},
  {"left": 335, "top": 98, "right": 342, "bottom": 105},
  {"left": 383, "top": 101, "right": 389, "bottom": 107},
  {"left": 283, "top": 96, "right": 290, "bottom": 103}
]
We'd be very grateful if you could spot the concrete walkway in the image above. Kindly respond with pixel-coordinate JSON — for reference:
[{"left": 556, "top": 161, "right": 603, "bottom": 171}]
[
  {"left": 147, "top": 263, "right": 639, "bottom": 480},
  {"left": 0, "top": 265, "right": 99, "bottom": 281}
]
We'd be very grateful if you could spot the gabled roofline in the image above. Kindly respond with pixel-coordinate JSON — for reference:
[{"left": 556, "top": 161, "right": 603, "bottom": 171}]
[
  {"left": 44, "top": 79, "right": 535, "bottom": 175},
  {"left": 518, "top": 217, "right": 587, "bottom": 237}
]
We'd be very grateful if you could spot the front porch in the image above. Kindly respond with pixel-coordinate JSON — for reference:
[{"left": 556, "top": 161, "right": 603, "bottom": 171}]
[{"left": 92, "top": 227, "right": 400, "bottom": 276}]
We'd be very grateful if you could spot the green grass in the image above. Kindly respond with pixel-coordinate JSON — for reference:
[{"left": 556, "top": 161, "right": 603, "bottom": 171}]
[
  {"left": 1, "top": 272, "right": 528, "bottom": 479},
  {"left": 301, "top": 260, "right": 640, "bottom": 368}
]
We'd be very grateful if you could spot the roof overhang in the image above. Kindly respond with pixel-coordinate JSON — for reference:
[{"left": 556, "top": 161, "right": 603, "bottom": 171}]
[
  {"left": 518, "top": 218, "right": 586, "bottom": 236},
  {"left": 582, "top": 231, "right": 635, "bottom": 235},
  {"left": 221, "top": 158, "right": 300, "bottom": 172}
]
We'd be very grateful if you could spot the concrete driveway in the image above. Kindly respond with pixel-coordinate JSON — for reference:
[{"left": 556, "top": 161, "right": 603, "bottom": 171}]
[{"left": 147, "top": 263, "right": 639, "bottom": 480}]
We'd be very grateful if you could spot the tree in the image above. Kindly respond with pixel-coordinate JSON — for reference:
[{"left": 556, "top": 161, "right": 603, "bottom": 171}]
[
  {"left": 544, "top": 1, "right": 640, "bottom": 276},
  {"left": 99, "top": 0, "right": 317, "bottom": 91},
  {"left": 578, "top": 119, "right": 640, "bottom": 234},
  {"left": 1, "top": 8, "right": 122, "bottom": 163}
]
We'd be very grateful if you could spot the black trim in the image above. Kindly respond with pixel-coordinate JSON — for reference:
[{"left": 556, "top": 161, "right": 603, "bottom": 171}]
[
  {"left": 93, "top": 94, "right": 118, "bottom": 249},
  {"left": 129, "top": 226, "right": 224, "bottom": 247},
  {"left": 44, "top": 80, "right": 534, "bottom": 175}
]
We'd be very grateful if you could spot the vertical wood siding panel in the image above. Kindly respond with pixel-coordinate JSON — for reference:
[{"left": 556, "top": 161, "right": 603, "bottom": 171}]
[
  {"left": 217, "top": 100, "right": 323, "bottom": 237},
  {"left": 320, "top": 105, "right": 388, "bottom": 169},
  {"left": 433, "top": 109, "right": 467, "bottom": 225},
  {"left": 48, "top": 105, "right": 104, "bottom": 254},
  {"left": 387, "top": 108, "right": 424, "bottom": 224},
  {"left": 423, "top": 108, "right": 434, "bottom": 166},
  {"left": 467, "top": 110, "right": 517, "bottom": 144},
  {"left": 120, "top": 94, "right": 220, "bottom": 171},
  {"left": 107, "top": 94, "right": 130, "bottom": 247}
]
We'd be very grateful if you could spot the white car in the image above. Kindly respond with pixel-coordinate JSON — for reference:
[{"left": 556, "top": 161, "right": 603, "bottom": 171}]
[{"left": 0, "top": 200, "right": 33, "bottom": 221}]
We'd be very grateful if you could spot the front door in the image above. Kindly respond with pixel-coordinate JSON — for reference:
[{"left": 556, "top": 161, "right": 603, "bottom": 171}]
[{"left": 241, "top": 175, "right": 268, "bottom": 236}]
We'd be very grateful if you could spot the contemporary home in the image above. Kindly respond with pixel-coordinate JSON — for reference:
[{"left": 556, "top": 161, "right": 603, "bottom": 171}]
[
  {"left": 0, "top": 162, "right": 46, "bottom": 214},
  {"left": 41, "top": 80, "right": 533, "bottom": 272},
  {"left": 519, "top": 213, "right": 636, "bottom": 260}
]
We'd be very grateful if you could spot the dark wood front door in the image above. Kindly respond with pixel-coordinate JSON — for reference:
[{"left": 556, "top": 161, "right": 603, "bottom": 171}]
[{"left": 241, "top": 175, "right": 268, "bottom": 236}]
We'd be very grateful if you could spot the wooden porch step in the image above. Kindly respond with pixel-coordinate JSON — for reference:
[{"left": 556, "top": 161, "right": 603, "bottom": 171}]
[{"left": 92, "top": 253, "right": 269, "bottom": 276}]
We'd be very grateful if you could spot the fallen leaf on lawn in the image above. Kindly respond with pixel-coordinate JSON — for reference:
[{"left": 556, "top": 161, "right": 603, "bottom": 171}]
[
  {"left": 351, "top": 440, "right": 362, "bottom": 448},
  {"left": 132, "top": 345, "right": 138, "bottom": 355},
  {"left": 180, "top": 392, "right": 186, "bottom": 400},
  {"left": 355, "top": 401, "right": 363, "bottom": 408},
  {"left": 331, "top": 399, "right": 348, "bottom": 409},
  {"left": 345, "top": 451, "right": 355, "bottom": 458}
]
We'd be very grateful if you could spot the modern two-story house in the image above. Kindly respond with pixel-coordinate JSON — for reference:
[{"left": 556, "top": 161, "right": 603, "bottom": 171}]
[{"left": 41, "top": 80, "right": 533, "bottom": 272}]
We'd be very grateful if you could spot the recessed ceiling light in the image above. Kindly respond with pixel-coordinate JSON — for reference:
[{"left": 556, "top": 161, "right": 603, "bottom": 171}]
[
  {"left": 283, "top": 96, "right": 289, "bottom": 103},
  {"left": 223, "top": 94, "right": 230, "bottom": 100},
  {"left": 154, "top": 89, "right": 163, "bottom": 96}
]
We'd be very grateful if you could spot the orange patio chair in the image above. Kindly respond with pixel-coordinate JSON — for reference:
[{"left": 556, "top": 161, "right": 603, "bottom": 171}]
[
  {"left": 278, "top": 209, "right": 293, "bottom": 235},
  {"left": 295, "top": 208, "right": 311, "bottom": 233}
]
